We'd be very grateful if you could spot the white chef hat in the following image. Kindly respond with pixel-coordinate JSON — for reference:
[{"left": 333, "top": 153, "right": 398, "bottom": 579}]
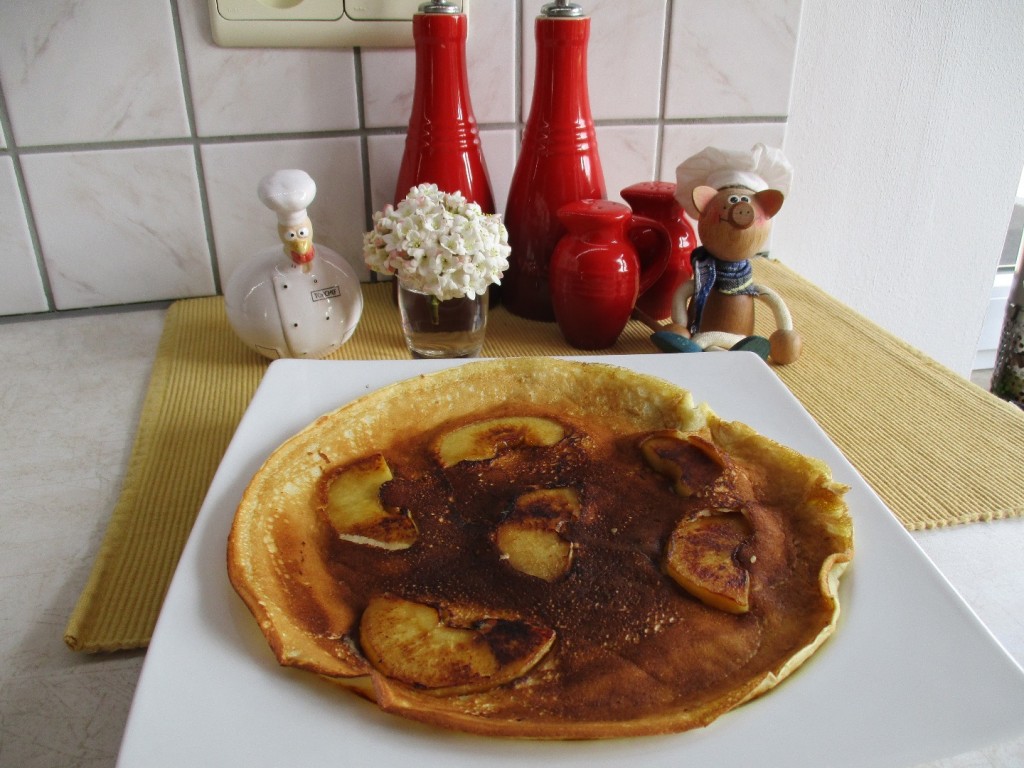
[
  {"left": 674, "top": 144, "right": 793, "bottom": 220},
  {"left": 258, "top": 169, "right": 317, "bottom": 227}
]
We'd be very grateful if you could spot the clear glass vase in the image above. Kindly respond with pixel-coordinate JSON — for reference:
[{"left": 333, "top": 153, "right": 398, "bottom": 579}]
[{"left": 397, "top": 283, "right": 487, "bottom": 358}]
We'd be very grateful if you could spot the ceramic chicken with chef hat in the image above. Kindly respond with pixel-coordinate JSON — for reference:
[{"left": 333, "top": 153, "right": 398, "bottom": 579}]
[
  {"left": 260, "top": 169, "right": 318, "bottom": 271},
  {"left": 669, "top": 143, "right": 802, "bottom": 364},
  {"left": 224, "top": 169, "right": 363, "bottom": 360}
]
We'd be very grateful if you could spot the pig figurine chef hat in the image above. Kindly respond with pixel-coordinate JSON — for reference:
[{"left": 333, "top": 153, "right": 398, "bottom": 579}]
[
  {"left": 675, "top": 143, "right": 794, "bottom": 221},
  {"left": 258, "top": 169, "right": 317, "bottom": 227}
]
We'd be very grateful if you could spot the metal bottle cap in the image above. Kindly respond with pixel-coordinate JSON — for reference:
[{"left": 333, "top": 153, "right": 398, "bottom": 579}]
[
  {"left": 541, "top": 0, "right": 585, "bottom": 17},
  {"left": 418, "top": 0, "right": 461, "bottom": 14}
]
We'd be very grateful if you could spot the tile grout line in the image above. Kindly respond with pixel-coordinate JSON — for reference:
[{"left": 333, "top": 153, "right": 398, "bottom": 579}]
[
  {"left": 5, "top": 116, "right": 786, "bottom": 158},
  {"left": 0, "top": 79, "right": 56, "bottom": 312},
  {"left": 655, "top": 0, "right": 674, "bottom": 181},
  {"left": 515, "top": 0, "right": 524, "bottom": 146},
  {"left": 354, "top": 45, "right": 379, "bottom": 283},
  {"left": 169, "top": 0, "right": 222, "bottom": 295}
]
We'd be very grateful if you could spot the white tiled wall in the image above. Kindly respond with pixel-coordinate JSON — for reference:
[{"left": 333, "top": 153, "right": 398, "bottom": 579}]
[{"left": 0, "top": 0, "right": 801, "bottom": 316}]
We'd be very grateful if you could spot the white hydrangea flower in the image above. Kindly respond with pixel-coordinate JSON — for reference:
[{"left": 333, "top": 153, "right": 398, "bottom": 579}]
[{"left": 362, "top": 183, "right": 511, "bottom": 301}]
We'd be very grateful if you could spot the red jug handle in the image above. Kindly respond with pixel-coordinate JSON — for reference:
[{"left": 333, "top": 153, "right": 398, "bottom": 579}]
[{"left": 627, "top": 215, "right": 670, "bottom": 296}]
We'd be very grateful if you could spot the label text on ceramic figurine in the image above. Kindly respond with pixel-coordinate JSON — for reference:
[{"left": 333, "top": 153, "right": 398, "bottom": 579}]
[{"left": 311, "top": 285, "right": 342, "bottom": 302}]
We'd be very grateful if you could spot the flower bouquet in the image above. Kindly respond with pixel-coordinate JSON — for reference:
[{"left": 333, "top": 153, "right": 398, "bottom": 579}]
[{"left": 363, "top": 184, "right": 510, "bottom": 357}]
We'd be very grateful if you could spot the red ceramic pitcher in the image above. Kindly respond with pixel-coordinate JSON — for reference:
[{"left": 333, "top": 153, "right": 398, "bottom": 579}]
[
  {"left": 393, "top": 2, "right": 494, "bottom": 213},
  {"left": 550, "top": 200, "right": 670, "bottom": 349},
  {"left": 620, "top": 181, "right": 696, "bottom": 321},
  {"left": 502, "top": 1, "right": 605, "bottom": 321}
]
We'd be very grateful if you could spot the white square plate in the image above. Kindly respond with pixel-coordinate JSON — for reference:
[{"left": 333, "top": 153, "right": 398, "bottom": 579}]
[{"left": 116, "top": 354, "right": 1024, "bottom": 767}]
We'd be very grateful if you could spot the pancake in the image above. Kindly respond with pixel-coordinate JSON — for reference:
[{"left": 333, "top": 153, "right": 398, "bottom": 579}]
[{"left": 228, "top": 358, "right": 853, "bottom": 738}]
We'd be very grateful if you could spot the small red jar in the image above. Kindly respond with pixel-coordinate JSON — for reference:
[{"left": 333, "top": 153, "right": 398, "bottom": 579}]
[
  {"left": 620, "top": 181, "right": 696, "bottom": 321},
  {"left": 550, "top": 200, "right": 670, "bottom": 349}
]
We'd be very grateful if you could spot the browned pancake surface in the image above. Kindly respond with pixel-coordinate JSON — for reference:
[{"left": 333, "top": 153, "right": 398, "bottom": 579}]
[{"left": 228, "top": 359, "right": 852, "bottom": 738}]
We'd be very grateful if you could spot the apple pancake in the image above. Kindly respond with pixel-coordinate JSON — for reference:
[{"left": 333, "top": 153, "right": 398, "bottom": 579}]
[{"left": 228, "top": 358, "right": 853, "bottom": 738}]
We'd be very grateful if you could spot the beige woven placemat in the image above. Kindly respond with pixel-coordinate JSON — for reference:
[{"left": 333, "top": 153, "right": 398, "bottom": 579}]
[{"left": 64, "top": 262, "right": 1024, "bottom": 652}]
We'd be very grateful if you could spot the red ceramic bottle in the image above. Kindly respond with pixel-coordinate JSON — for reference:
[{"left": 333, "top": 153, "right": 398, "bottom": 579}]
[
  {"left": 502, "top": 0, "right": 605, "bottom": 321},
  {"left": 550, "top": 199, "right": 670, "bottom": 350},
  {"left": 620, "top": 181, "right": 696, "bottom": 320},
  {"left": 394, "top": 1, "right": 494, "bottom": 213}
]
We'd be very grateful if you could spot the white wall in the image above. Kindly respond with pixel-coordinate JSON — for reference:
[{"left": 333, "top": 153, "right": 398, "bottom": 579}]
[{"left": 774, "top": 0, "right": 1024, "bottom": 376}]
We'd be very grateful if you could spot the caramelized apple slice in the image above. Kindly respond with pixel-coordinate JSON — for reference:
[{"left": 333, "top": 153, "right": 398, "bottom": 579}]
[
  {"left": 664, "top": 511, "right": 752, "bottom": 614},
  {"left": 318, "top": 454, "right": 417, "bottom": 550},
  {"left": 640, "top": 430, "right": 728, "bottom": 496},
  {"left": 495, "top": 488, "right": 580, "bottom": 581},
  {"left": 434, "top": 416, "right": 565, "bottom": 467},
  {"left": 358, "top": 595, "right": 555, "bottom": 695}
]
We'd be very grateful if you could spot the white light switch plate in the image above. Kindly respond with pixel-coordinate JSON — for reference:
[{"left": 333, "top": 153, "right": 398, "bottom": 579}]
[{"left": 210, "top": 0, "right": 468, "bottom": 48}]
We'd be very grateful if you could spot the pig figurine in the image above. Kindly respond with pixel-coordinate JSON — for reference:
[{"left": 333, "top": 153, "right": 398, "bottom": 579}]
[{"left": 669, "top": 144, "right": 802, "bottom": 364}]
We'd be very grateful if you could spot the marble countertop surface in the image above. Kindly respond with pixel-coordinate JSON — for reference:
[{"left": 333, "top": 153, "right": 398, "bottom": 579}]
[{"left": 1, "top": 305, "right": 1022, "bottom": 768}]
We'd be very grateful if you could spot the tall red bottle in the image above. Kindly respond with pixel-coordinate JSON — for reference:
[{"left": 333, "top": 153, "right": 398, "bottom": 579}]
[
  {"left": 502, "top": 0, "right": 605, "bottom": 321},
  {"left": 394, "top": 1, "right": 494, "bottom": 213}
]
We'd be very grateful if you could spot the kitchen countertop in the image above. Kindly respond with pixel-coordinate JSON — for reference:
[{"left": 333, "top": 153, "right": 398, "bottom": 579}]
[{"left": 1, "top": 305, "right": 1022, "bottom": 768}]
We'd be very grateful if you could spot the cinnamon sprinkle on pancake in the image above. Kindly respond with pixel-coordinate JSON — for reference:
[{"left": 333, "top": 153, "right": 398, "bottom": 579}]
[{"left": 228, "top": 358, "right": 853, "bottom": 738}]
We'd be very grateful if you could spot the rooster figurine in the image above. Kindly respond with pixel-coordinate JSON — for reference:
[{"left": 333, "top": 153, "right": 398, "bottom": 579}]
[{"left": 224, "top": 169, "right": 363, "bottom": 359}]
